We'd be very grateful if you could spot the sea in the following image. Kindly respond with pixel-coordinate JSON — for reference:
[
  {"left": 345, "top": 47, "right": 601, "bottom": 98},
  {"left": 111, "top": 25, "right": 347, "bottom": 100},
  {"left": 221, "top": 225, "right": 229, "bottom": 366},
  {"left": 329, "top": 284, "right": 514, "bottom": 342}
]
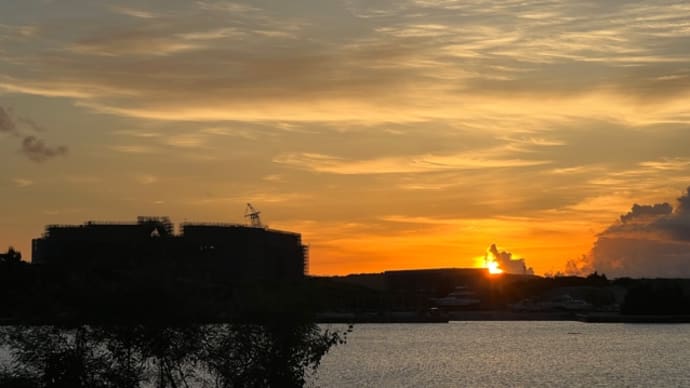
[{"left": 312, "top": 322, "right": 690, "bottom": 387}]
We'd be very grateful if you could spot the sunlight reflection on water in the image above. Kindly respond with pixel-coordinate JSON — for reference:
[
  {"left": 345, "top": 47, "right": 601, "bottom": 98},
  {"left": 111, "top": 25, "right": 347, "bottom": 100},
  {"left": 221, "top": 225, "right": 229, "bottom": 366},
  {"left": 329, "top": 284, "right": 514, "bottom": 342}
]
[{"left": 315, "top": 322, "right": 690, "bottom": 387}]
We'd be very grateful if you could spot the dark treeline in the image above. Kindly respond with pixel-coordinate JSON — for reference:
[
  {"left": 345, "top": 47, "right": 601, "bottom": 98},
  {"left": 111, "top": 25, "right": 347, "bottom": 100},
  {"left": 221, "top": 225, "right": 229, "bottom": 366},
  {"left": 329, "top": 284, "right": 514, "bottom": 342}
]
[
  {"left": 307, "top": 271, "right": 690, "bottom": 316},
  {"left": 0, "top": 248, "right": 351, "bottom": 387},
  {"left": 618, "top": 278, "right": 690, "bottom": 315},
  {"left": 0, "top": 323, "right": 348, "bottom": 388},
  {"left": 308, "top": 271, "right": 616, "bottom": 313},
  {"left": 3, "top": 251, "right": 690, "bottom": 324}
]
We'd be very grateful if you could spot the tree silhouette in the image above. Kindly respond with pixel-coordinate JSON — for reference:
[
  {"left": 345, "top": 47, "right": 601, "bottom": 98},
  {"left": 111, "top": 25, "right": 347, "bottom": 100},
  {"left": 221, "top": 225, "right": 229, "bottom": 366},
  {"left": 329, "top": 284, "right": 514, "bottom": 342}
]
[
  {"left": 0, "top": 322, "right": 350, "bottom": 388},
  {"left": 0, "top": 247, "right": 21, "bottom": 265}
]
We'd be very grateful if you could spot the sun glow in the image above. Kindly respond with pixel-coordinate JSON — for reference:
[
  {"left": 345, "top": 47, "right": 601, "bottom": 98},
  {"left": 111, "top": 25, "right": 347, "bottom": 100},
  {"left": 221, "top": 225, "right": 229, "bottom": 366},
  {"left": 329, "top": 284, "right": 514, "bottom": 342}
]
[
  {"left": 487, "top": 260, "right": 504, "bottom": 274},
  {"left": 485, "top": 250, "right": 504, "bottom": 275},
  {"left": 472, "top": 250, "right": 504, "bottom": 274}
]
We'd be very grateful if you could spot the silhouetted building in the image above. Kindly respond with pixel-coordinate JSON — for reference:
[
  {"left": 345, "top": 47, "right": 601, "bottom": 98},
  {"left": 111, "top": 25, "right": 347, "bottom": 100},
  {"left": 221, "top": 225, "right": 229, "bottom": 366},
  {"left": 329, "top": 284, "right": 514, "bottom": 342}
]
[{"left": 31, "top": 216, "right": 307, "bottom": 280}]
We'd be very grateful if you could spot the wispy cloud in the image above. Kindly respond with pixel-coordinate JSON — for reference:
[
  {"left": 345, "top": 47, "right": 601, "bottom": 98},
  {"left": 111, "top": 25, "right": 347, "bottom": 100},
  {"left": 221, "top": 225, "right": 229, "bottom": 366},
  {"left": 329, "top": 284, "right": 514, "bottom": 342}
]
[
  {"left": 64, "top": 175, "right": 102, "bottom": 184},
  {"left": 274, "top": 150, "right": 550, "bottom": 175},
  {"left": 0, "top": 23, "right": 38, "bottom": 40},
  {"left": 108, "top": 145, "right": 159, "bottom": 154},
  {"left": 195, "top": 1, "right": 261, "bottom": 13},
  {"left": 108, "top": 5, "right": 158, "bottom": 19},
  {"left": 0, "top": 106, "right": 68, "bottom": 162},
  {"left": 135, "top": 174, "right": 158, "bottom": 185},
  {"left": 22, "top": 136, "right": 68, "bottom": 162},
  {"left": 165, "top": 133, "right": 206, "bottom": 148},
  {"left": 13, "top": 178, "right": 33, "bottom": 188},
  {"left": 192, "top": 191, "right": 310, "bottom": 205},
  {"left": 69, "top": 34, "right": 203, "bottom": 56},
  {"left": 639, "top": 158, "right": 690, "bottom": 171},
  {"left": 0, "top": 0, "right": 688, "bottom": 127},
  {"left": 380, "top": 215, "right": 467, "bottom": 225}
]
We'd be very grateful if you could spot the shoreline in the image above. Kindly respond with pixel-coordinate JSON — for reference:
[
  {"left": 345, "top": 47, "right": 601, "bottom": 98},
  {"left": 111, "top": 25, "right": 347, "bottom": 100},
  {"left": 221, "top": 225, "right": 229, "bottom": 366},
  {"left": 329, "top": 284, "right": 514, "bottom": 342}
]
[
  {"left": 4, "top": 313, "right": 690, "bottom": 326},
  {"left": 315, "top": 311, "right": 690, "bottom": 324}
]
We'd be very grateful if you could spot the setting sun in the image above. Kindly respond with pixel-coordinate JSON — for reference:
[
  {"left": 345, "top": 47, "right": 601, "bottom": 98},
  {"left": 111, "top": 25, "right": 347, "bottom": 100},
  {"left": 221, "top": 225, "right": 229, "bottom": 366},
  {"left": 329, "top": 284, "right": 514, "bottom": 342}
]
[
  {"left": 487, "top": 261, "right": 504, "bottom": 275},
  {"left": 476, "top": 247, "right": 505, "bottom": 274},
  {"left": 485, "top": 249, "right": 504, "bottom": 274}
]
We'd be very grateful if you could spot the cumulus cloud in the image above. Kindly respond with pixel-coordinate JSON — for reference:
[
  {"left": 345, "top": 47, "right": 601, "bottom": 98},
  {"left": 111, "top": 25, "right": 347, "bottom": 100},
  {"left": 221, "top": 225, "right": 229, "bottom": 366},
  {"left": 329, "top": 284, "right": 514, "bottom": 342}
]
[
  {"left": 619, "top": 203, "right": 672, "bottom": 224},
  {"left": 578, "top": 187, "right": 690, "bottom": 278},
  {"left": 0, "top": 106, "right": 68, "bottom": 162},
  {"left": 486, "top": 243, "right": 534, "bottom": 275},
  {"left": 563, "top": 254, "right": 594, "bottom": 276}
]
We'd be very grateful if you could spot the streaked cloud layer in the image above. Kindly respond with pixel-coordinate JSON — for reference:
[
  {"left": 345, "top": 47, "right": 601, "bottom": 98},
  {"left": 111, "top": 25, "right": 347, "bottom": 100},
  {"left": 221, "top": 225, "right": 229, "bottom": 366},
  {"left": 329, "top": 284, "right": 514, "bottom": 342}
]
[{"left": 1, "top": 0, "right": 690, "bottom": 275}]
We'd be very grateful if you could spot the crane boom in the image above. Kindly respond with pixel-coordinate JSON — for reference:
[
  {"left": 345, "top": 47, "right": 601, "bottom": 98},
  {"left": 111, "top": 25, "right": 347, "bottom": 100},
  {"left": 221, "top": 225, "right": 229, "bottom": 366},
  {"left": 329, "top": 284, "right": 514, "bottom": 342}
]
[{"left": 244, "top": 203, "right": 263, "bottom": 228}]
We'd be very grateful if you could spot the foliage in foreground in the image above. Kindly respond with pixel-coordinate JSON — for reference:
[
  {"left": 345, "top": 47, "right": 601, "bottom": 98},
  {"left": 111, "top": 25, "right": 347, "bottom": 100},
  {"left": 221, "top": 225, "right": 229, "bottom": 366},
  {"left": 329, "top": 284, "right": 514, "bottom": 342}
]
[{"left": 0, "top": 322, "right": 351, "bottom": 388}]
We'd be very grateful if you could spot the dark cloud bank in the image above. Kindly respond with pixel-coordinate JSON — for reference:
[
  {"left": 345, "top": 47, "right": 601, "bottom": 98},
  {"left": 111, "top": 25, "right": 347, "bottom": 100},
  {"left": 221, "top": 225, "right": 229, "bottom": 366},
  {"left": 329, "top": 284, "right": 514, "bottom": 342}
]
[
  {"left": 0, "top": 106, "right": 67, "bottom": 162},
  {"left": 569, "top": 187, "right": 690, "bottom": 278}
]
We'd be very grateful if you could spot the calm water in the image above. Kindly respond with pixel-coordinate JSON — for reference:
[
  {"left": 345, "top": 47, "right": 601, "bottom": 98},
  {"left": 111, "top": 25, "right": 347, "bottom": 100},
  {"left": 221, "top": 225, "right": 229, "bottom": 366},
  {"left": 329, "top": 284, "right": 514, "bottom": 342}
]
[{"left": 314, "top": 322, "right": 690, "bottom": 387}]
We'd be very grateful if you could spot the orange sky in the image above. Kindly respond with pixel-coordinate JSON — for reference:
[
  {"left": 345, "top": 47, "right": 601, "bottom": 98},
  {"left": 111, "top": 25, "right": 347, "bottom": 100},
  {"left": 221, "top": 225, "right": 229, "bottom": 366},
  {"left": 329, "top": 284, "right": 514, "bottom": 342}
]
[{"left": 2, "top": 1, "right": 690, "bottom": 277}]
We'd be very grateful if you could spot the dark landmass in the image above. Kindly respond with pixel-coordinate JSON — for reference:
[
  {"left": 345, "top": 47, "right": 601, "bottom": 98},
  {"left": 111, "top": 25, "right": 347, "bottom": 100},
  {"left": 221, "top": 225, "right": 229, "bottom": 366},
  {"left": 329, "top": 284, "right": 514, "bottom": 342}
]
[
  {"left": 2, "top": 247, "right": 690, "bottom": 325},
  {"left": 312, "top": 269, "right": 690, "bottom": 323}
]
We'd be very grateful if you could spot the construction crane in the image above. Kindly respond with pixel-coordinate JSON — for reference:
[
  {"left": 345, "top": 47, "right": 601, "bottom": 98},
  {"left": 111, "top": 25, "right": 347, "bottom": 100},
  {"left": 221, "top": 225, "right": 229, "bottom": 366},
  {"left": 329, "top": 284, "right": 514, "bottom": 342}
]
[{"left": 244, "top": 203, "right": 263, "bottom": 228}]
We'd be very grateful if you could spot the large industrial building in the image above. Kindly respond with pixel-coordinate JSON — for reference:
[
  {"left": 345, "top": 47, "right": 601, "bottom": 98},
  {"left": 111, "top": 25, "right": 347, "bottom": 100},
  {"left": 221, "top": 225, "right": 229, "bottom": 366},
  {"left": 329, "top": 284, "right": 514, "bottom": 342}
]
[{"left": 31, "top": 213, "right": 308, "bottom": 280}]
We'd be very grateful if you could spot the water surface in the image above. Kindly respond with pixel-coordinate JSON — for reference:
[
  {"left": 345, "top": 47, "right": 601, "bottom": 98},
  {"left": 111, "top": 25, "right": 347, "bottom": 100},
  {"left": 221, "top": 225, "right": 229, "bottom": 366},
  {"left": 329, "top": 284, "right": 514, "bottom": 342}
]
[{"left": 315, "top": 322, "right": 690, "bottom": 387}]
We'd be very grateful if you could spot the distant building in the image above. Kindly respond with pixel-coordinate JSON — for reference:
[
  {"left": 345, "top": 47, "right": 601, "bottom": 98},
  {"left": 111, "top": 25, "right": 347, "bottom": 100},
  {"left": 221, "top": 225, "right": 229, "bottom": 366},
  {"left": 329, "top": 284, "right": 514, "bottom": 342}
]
[{"left": 31, "top": 216, "right": 308, "bottom": 280}]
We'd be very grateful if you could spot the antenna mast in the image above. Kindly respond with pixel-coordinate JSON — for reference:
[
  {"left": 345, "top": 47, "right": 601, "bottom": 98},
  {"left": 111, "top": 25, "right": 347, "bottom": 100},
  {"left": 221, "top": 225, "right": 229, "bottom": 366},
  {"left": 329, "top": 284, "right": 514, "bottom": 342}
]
[{"left": 245, "top": 203, "right": 263, "bottom": 228}]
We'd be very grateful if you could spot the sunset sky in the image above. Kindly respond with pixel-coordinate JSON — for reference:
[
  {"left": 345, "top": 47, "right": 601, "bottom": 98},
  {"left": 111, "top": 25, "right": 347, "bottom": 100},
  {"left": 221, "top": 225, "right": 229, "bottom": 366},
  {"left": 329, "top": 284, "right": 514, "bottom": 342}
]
[{"left": 2, "top": 0, "right": 690, "bottom": 277}]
